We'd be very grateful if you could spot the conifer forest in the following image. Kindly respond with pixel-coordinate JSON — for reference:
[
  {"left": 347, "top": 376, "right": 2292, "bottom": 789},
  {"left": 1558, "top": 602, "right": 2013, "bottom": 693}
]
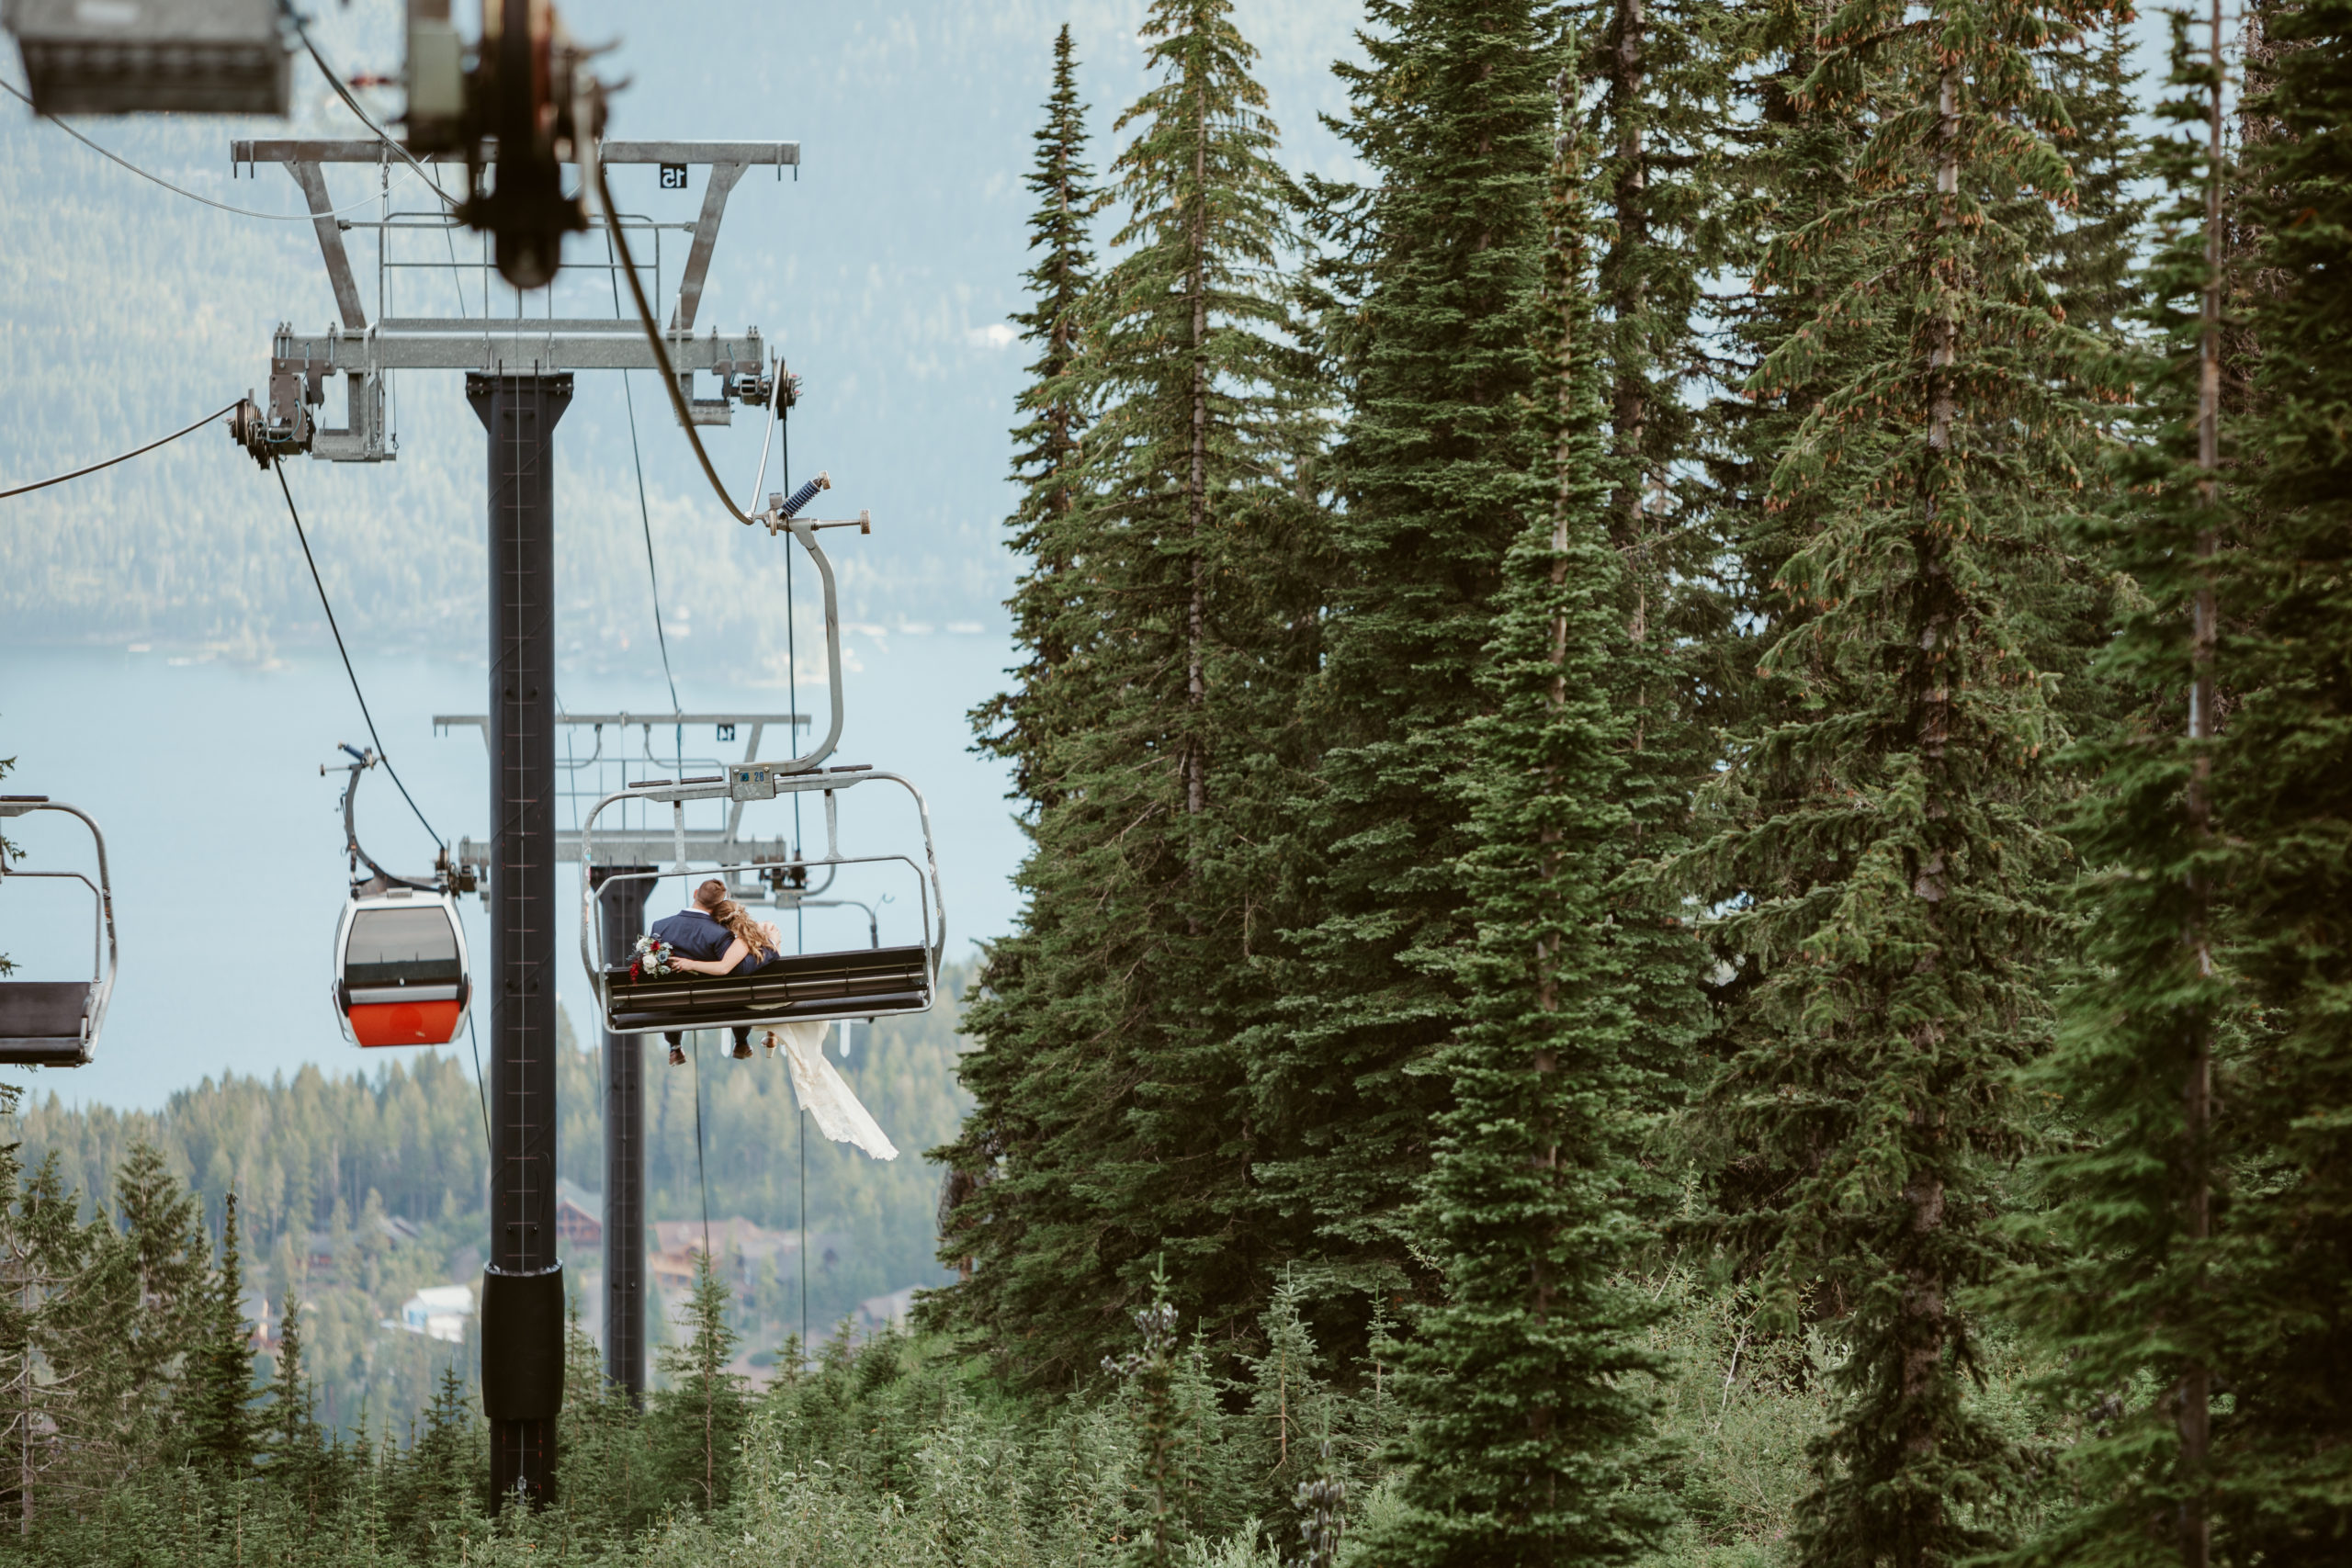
[{"left": 4, "top": 0, "right": 2352, "bottom": 1562}]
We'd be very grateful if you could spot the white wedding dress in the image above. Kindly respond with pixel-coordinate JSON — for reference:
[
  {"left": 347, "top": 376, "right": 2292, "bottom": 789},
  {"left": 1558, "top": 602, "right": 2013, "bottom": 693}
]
[{"left": 769, "top": 1020, "right": 899, "bottom": 1160}]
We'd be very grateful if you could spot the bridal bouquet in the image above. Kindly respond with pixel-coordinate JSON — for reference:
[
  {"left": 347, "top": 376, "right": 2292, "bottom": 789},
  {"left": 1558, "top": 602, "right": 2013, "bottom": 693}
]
[{"left": 628, "top": 935, "right": 676, "bottom": 982}]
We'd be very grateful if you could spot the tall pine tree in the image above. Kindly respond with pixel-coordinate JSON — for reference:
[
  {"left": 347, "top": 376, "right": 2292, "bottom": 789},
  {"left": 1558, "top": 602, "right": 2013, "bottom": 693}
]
[
  {"left": 944, "top": 0, "right": 1318, "bottom": 1383},
  {"left": 969, "top": 21, "right": 1099, "bottom": 811},
  {"left": 176, "top": 1191, "right": 256, "bottom": 1474},
  {"left": 1383, "top": 85, "right": 1665, "bottom": 1568},
  {"left": 2000, "top": 11, "right": 2240, "bottom": 1563},
  {"left": 647, "top": 1254, "right": 748, "bottom": 1512},
  {"left": 942, "top": 23, "right": 1101, "bottom": 1302},
  {"left": 1681, "top": 0, "right": 2120, "bottom": 1555},
  {"left": 1254, "top": 0, "right": 1562, "bottom": 1347},
  {"left": 1572, "top": 0, "right": 1726, "bottom": 1199},
  {"left": 2199, "top": 3, "right": 2352, "bottom": 1555}
]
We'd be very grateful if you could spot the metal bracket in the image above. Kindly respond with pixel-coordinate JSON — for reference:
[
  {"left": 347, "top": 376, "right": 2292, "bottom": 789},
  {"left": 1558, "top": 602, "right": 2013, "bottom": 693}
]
[
  {"left": 289, "top": 160, "right": 368, "bottom": 331},
  {"left": 233, "top": 138, "right": 793, "bottom": 459},
  {"left": 268, "top": 324, "right": 390, "bottom": 462}
]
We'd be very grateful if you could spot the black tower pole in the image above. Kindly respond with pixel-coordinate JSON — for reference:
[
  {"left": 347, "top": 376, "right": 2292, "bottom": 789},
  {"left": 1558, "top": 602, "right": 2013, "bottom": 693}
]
[
  {"left": 470, "top": 371, "right": 571, "bottom": 1507},
  {"left": 591, "top": 864, "right": 655, "bottom": 1404}
]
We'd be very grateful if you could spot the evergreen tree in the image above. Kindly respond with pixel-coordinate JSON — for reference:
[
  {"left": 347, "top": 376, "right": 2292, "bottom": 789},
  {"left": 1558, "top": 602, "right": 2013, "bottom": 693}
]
[
  {"left": 1680, "top": 0, "right": 2120, "bottom": 1557},
  {"left": 942, "top": 27, "right": 1100, "bottom": 1305},
  {"left": 16, "top": 1152, "right": 119, "bottom": 1520},
  {"left": 1102, "top": 1270, "right": 1216, "bottom": 1565},
  {"left": 2041, "top": 13, "right": 2148, "bottom": 343},
  {"left": 968, "top": 21, "right": 1100, "bottom": 810},
  {"left": 1255, "top": 0, "right": 1563, "bottom": 1346},
  {"left": 1572, "top": 0, "right": 1726, "bottom": 1160},
  {"left": 1239, "top": 1276, "right": 1331, "bottom": 1510},
  {"left": 945, "top": 0, "right": 1319, "bottom": 1383},
  {"left": 176, "top": 1191, "right": 257, "bottom": 1474},
  {"left": 648, "top": 1253, "right": 748, "bottom": 1512},
  {"left": 107, "top": 1140, "right": 208, "bottom": 1433},
  {"left": 556, "top": 1295, "right": 652, "bottom": 1538},
  {"left": 1998, "top": 12, "right": 2241, "bottom": 1564},
  {"left": 2196, "top": 3, "right": 2352, "bottom": 1556},
  {"left": 0, "top": 1087, "right": 39, "bottom": 1535},
  {"left": 395, "top": 1364, "right": 482, "bottom": 1548},
  {"left": 259, "top": 1287, "right": 337, "bottom": 1521},
  {"left": 1380, "top": 86, "right": 1665, "bottom": 1568}
]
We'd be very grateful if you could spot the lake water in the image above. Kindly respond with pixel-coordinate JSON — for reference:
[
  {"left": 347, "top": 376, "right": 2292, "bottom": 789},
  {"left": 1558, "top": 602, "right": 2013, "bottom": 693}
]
[{"left": 0, "top": 636, "right": 1023, "bottom": 1111}]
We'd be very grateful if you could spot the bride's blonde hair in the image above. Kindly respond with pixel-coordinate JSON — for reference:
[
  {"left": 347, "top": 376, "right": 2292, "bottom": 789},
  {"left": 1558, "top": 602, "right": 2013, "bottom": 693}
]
[{"left": 711, "top": 897, "right": 772, "bottom": 961}]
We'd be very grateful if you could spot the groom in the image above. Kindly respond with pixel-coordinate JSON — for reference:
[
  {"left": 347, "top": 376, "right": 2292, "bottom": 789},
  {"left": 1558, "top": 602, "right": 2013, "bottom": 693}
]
[{"left": 648, "top": 878, "right": 758, "bottom": 1065}]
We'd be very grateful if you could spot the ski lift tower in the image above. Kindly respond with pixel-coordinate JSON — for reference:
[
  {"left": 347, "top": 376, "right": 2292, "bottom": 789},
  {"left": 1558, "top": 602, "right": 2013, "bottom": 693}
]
[
  {"left": 434, "top": 708, "right": 808, "bottom": 1405},
  {"left": 232, "top": 136, "right": 792, "bottom": 1506}
]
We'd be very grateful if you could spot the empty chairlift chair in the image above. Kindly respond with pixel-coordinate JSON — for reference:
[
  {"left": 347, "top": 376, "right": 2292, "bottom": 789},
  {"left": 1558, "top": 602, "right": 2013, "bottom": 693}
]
[{"left": 0, "top": 796, "right": 117, "bottom": 1067}]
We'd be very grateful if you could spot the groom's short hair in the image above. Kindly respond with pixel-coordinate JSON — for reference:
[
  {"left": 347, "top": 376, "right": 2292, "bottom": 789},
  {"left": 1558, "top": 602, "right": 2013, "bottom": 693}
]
[{"left": 694, "top": 879, "right": 728, "bottom": 910}]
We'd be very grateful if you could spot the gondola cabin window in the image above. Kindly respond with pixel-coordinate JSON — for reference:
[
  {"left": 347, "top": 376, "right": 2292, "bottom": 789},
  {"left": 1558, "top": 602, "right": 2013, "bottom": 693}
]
[{"left": 348, "top": 908, "right": 462, "bottom": 986}]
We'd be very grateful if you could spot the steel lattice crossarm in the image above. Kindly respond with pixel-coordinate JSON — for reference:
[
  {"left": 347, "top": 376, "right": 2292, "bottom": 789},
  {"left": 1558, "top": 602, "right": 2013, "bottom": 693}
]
[
  {"left": 232, "top": 138, "right": 795, "bottom": 462},
  {"left": 435, "top": 711, "right": 808, "bottom": 873},
  {"left": 448, "top": 829, "right": 796, "bottom": 869}
]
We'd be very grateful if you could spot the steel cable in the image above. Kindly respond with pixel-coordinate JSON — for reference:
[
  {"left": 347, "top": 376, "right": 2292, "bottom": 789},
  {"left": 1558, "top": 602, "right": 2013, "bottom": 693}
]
[
  {"left": 604, "top": 229, "right": 684, "bottom": 716},
  {"left": 272, "top": 458, "right": 446, "bottom": 852},
  {"left": 288, "top": 22, "right": 459, "bottom": 210},
  {"left": 0, "top": 76, "right": 422, "bottom": 220},
  {"left": 0, "top": 401, "right": 239, "bottom": 499},
  {"left": 582, "top": 131, "right": 766, "bottom": 525}
]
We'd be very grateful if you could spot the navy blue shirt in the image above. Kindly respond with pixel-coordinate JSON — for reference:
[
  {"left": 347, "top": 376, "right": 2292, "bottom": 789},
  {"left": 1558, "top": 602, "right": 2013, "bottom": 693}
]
[{"left": 648, "top": 910, "right": 771, "bottom": 974}]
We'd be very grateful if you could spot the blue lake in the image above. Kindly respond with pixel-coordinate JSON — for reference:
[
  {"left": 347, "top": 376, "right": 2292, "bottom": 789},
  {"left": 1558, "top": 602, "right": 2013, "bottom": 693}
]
[{"left": 0, "top": 636, "right": 1023, "bottom": 1110}]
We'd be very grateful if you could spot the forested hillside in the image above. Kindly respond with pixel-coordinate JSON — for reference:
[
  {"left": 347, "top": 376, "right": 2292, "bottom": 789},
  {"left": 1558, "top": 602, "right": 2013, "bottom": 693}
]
[{"left": 3, "top": 976, "right": 967, "bottom": 1438}]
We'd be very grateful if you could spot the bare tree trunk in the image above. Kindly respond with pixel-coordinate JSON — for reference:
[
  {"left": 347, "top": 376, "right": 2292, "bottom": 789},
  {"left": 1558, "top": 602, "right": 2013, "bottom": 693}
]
[
  {"left": 2176, "top": 5, "right": 2225, "bottom": 1564},
  {"left": 1184, "top": 75, "right": 1209, "bottom": 820},
  {"left": 1609, "top": 0, "right": 1649, "bottom": 547},
  {"left": 1898, "top": 68, "right": 1964, "bottom": 1510}
]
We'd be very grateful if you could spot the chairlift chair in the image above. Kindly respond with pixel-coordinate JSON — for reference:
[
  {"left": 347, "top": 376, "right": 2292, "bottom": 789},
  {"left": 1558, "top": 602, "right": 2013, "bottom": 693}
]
[
  {"left": 322, "top": 747, "right": 473, "bottom": 1048},
  {"left": 0, "top": 796, "right": 116, "bottom": 1067},
  {"left": 579, "top": 509, "right": 945, "bottom": 1039}
]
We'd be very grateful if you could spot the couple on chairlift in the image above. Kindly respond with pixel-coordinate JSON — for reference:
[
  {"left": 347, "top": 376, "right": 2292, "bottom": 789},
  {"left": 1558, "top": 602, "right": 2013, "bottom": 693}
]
[{"left": 650, "top": 876, "right": 785, "bottom": 1066}]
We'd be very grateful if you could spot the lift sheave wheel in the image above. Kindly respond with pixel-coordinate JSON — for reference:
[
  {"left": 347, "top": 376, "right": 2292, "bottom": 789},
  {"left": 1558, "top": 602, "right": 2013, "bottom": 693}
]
[
  {"left": 0, "top": 796, "right": 117, "bottom": 1068},
  {"left": 334, "top": 889, "right": 472, "bottom": 1047}
]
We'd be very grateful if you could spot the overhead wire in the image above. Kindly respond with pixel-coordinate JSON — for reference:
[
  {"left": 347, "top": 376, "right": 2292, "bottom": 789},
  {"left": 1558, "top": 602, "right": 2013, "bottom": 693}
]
[
  {"left": 0, "top": 401, "right": 239, "bottom": 499},
  {"left": 582, "top": 130, "right": 769, "bottom": 526},
  {"left": 0, "top": 76, "right": 420, "bottom": 220},
  {"left": 465, "top": 1010, "right": 494, "bottom": 1168},
  {"left": 272, "top": 459, "right": 445, "bottom": 852},
  {"left": 287, "top": 20, "right": 459, "bottom": 210},
  {"left": 604, "top": 228, "right": 684, "bottom": 717}
]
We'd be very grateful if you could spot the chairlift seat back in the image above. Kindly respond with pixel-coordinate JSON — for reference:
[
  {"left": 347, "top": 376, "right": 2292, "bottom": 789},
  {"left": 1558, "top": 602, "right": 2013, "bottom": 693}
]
[
  {"left": 0, "top": 981, "right": 97, "bottom": 1066},
  {"left": 602, "top": 943, "right": 931, "bottom": 1034},
  {"left": 0, "top": 796, "right": 115, "bottom": 1066}
]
